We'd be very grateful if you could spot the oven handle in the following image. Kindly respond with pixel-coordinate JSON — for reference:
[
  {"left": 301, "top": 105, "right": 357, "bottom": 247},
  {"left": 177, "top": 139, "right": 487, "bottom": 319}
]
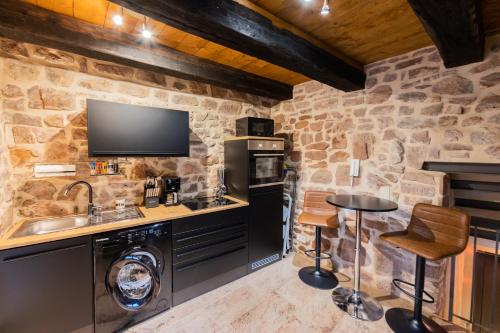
[
  {"left": 249, "top": 182, "right": 285, "bottom": 189},
  {"left": 251, "top": 153, "right": 284, "bottom": 157}
]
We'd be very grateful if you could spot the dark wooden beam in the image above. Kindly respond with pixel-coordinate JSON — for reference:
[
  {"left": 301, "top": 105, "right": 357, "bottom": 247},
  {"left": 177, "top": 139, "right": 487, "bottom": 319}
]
[
  {"left": 407, "top": 0, "right": 484, "bottom": 68},
  {"left": 0, "top": 0, "right": 292, "bottom": 101},
  {"left": 109, "top": 0, "right": 366, "bottom": 91}
]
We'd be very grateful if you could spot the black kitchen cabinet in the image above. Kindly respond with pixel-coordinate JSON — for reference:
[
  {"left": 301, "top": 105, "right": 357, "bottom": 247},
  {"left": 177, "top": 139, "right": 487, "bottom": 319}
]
[
  {"left": 248, "top": 185, "right": 283, "bottom": 272},
  {"left": 172, "top": 207, "right": 248, "bottom": 305},
  {"left": 0, "top": 236, "right": 93, "bottom": 333}
]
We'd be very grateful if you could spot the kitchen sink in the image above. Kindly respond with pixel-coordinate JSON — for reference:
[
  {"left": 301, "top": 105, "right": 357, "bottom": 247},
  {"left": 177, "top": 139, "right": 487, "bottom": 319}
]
[{"left": 12, "top": 207, "right": 144, "bottom": 238}]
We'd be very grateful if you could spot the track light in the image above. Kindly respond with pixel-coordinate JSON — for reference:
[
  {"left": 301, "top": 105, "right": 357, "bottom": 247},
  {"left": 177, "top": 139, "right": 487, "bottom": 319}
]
[
  {"left": 112, "top": 14, "right": 123, "bottom": 26},
  {"left": 112, "top": 7, "right": 123, "bottom": 26},
  {"left": 320, "top": 0, "right": 330, "bottom": 15},
  {"left": 141, "top": 16, "right": 152, "bottom": 39}
]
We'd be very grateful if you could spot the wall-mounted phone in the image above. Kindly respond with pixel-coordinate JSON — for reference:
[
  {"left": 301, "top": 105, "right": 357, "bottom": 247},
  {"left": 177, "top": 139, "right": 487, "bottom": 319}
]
[{"left": 350, "top": 159, "right": 360, "bottom": 187}]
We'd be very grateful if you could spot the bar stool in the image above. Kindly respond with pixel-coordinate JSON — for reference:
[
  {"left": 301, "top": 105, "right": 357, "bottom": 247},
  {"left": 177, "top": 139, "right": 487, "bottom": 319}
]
[
  {"left": 297, "top": 191, "right": 339, "bottom": 289},
  {"left": 380, "top": 203, "right": 470, "bottom": 333}
]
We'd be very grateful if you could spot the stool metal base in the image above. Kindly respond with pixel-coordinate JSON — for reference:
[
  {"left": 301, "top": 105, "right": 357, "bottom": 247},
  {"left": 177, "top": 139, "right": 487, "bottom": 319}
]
[
  {"left": 332, "top": 287, "right": 384, "bottom": 321},
  {"left": 385, "top": 308, "right": 446, "bottom": 333},
  {"left": 299, "top": 267, "right": 338, "bottom": 289}
]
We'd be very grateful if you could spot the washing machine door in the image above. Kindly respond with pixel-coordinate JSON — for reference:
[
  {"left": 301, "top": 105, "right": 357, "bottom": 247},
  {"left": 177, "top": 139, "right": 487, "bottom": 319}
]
[{"left": 107, "top": 249, "right": 161, "bottom": 311}]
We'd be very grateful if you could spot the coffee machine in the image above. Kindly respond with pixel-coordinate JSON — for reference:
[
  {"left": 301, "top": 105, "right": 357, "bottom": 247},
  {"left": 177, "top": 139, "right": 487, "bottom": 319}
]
[{"left": 163, "top": 176, "right": 181, "bottom": 206}]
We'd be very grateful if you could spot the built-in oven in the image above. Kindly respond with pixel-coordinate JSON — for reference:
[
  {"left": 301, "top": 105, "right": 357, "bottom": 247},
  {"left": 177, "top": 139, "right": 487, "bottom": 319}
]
[{"left": 248, "top": 139, "right": 285, "bottom": 188}]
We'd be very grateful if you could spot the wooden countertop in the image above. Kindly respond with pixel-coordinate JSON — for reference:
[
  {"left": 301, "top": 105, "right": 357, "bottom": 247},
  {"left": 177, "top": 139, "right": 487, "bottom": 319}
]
[{"left": 0, "top": 196, "right": 248, "bottom": 251}]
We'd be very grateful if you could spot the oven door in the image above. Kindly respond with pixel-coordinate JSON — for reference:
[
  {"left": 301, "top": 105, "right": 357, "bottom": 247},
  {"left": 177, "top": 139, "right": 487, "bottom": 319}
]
[{"left": 249, "top": 150, "right": 285, "bottom": 187}]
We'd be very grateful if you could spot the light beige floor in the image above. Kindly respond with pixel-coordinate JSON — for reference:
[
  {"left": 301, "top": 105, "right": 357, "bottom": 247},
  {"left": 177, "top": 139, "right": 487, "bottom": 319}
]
[{"left": 126, "top": 255, "right": 468, "bottom": 333}]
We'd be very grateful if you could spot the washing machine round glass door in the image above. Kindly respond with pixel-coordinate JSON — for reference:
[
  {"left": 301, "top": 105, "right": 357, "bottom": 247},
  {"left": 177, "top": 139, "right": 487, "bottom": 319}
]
[{"left": 107, "top": 249, "right": 162, "bottom": 311}]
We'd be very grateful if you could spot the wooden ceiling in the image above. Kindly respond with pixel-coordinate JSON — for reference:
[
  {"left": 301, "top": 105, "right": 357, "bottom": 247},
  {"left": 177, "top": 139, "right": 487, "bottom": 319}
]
[
  {"left": 250, "top": 0, "right": 500, "bottom": 64},
  {"left": 19, "top": 0, "right": 500, "bottom": 87},
  {"left": 22, "top": 0, "right": 309, "bottom": 85}
]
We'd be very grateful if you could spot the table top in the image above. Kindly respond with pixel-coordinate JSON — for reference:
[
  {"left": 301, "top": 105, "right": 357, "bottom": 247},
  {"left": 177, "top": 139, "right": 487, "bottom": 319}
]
[{"left": 326, "top": 194, "right": 398, "bottom": 212}]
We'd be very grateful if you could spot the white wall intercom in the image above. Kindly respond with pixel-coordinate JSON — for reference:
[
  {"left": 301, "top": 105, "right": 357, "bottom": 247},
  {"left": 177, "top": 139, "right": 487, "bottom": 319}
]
[
  {"left": 349, "top": 159, "right": 360, "bottom": 187},
  {"left": 350, "top": 159, "right": 360, "bottom": 177}
]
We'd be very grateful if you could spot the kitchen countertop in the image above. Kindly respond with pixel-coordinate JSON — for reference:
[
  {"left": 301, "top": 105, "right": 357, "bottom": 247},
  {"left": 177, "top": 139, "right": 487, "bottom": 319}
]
[{"left": 0, "top": 195, "right": 248, "bottom": 251}]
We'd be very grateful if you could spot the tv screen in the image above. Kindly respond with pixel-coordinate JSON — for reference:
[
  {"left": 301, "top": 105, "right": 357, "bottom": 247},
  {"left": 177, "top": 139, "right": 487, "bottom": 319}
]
[{"left": 87, "top": 99, "right": 190, "bottom": 157}]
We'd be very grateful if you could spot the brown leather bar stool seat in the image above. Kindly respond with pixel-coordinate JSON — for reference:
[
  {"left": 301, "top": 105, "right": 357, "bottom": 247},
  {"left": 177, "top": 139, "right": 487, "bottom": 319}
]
[
  {"left": 380, "top": 203, "right": 470, "bottom": 333},
  {"left": 297, "top": 191, "right": 339, "bottom": 289}
]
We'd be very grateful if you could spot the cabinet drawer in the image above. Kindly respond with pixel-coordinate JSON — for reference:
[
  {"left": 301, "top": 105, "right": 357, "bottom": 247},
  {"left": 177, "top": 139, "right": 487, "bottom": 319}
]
[
  {"left": 172, "top": 207, "right": 247, "bottom": 238},
  {"left": 173, "top": 221, "right": 247, "bottom": 251},
  {"left": 172, "top": 243, "right": 248, "bottom": 305},
  {"left": 173, "top": 231, "right": 247, "bottom": 264}
]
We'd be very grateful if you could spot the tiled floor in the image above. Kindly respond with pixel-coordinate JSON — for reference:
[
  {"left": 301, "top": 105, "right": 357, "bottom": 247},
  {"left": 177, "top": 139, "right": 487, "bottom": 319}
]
[{"left": 126, "top": 255, "right": 467, "bottom": 333}]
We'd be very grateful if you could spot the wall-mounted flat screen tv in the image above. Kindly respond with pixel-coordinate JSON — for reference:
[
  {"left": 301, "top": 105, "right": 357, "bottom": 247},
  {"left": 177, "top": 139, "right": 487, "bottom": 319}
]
[{"left": 87, "top": 99, "right": 190, "bottom": 157}]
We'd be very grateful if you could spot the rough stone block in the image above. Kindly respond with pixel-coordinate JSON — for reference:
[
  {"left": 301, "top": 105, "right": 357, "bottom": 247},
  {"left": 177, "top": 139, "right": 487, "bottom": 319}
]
[
  {"left": 46, "top": 68, "right": 74, "bottom": 87},
  {"left": 310, "top": 169, "right": 333, "bottom": 184},
  {"left": 401, "top": 182, "right": 436, "bottom": 197},
  {"left": 432, "top": 76, "right": 473, "bottom": 95},
  {"left": 366, "top": 85, "right": 392, "bottom": 104},
  {"left": 1, "top": 84, "right": 23, "bottom": 98},
  {"left": 352, "top": 133, "right": 375, "bottom": 160},
  {"left": 28, "top": 86, "right": 75, "bottom": 110},
  {"left": 476, "top": 94, "right": 500, "bottom": 113}
]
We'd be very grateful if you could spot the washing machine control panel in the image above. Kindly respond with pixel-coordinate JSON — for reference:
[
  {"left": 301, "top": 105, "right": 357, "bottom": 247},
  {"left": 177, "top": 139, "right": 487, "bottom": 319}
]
[
  {"left": 125, "top": 225, "right": 169, "bottom": 244},
  {"left": 95, "top": 223, "right": 170, "bottom": 247}
]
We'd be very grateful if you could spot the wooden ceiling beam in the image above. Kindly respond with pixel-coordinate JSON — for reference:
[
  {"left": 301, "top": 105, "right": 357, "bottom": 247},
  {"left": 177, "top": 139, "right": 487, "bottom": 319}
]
[
  {"left": 109, "top": 0, "right": 366, "bottom": 91},
  {"left": 0, "top": 0, "right": 292, "bottom": 100},
  {"left": 407, "top": 0, "right": 484, "bottom": 68}
]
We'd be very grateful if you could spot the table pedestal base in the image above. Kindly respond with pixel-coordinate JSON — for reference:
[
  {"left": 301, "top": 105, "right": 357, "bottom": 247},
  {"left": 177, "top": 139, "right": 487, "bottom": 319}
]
[
  {"left": 332, "top": 287, "right": 384, "bottom": 321},
  {"left": 299, "top": 267, "right": 338, "bottom": 289},
  {"left": 385, "top": 308, "right": 446, "bottom": 333}
]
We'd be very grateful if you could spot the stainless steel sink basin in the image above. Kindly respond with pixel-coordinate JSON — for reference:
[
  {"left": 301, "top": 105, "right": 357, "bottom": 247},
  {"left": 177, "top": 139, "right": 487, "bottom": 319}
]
[{"left": 12, "top": 207, "right": 144, "bottom": 238}]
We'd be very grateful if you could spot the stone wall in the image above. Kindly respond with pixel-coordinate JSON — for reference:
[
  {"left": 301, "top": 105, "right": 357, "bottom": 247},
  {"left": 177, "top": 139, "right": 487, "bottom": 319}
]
[
  {"left": 272, "top": 35, "right": 500, "bottom": 309},
  {"left": 0, "top": 38, "right": 272, "bottom": 232}
]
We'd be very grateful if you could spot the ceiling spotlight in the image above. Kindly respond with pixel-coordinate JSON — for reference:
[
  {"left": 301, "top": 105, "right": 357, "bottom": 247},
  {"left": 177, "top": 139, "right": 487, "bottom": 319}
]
[
  {"left": 112, "top": 7, "right": 123, "bottom": 26},
  {"left": 142, "top": 16, "right": 152, "bottom": 38},
  {"left": 112, "top": 14, "right": 123, "bottom": 26},
  {"left": 320, "top": 0, "right": 330, "bottom": 15}
]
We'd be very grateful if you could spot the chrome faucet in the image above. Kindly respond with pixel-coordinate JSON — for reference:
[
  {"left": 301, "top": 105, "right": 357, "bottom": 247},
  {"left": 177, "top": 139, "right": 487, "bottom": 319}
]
[{"left": 64, "top": 180, "right": 95, "bottom": 218}]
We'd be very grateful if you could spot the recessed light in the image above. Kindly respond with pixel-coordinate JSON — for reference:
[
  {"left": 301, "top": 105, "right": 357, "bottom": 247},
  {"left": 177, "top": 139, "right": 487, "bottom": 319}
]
[
  {"left": 142, "top": 16, "right": 152, "bottom": 39},
  {"left": 142, "top": 24, "right": 152, "bottom": 39},
  {"left": 320, "top": 0, "right": 330, "bottom": 14},
  {"left": 112, "top": 14, "right": 123, "bottom": 26}
]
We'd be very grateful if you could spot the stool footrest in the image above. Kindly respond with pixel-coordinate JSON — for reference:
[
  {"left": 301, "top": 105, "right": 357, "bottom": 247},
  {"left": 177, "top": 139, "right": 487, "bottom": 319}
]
[
  {"left": 393, "top": 279, "right": 435, "bottom": 304},
  {"left": 304, "top": 249, "right": 332, "bottom": 260}
]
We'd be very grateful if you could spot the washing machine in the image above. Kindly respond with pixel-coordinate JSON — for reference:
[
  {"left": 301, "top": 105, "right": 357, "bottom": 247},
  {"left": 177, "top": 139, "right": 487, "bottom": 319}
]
[{"left": 93, "top": 222, "right": 172, "bottom": 333}]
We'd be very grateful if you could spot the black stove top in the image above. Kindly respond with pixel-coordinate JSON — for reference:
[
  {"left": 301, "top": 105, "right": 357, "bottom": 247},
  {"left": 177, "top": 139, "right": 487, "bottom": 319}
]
[{"left": 182, "top": 197, "right": 237, "bottom": 211}]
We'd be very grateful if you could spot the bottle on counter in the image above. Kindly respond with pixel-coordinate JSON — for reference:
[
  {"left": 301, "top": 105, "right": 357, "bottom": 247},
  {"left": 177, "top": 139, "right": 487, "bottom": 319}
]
[{"left": 89, "top": 162, "right": 96, "bottom": 176}]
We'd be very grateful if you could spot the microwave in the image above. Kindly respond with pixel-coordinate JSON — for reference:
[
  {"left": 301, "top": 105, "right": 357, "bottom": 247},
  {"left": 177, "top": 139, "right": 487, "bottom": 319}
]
[{"left": 236, "top": 117, "right": 274, "bottom": 137}]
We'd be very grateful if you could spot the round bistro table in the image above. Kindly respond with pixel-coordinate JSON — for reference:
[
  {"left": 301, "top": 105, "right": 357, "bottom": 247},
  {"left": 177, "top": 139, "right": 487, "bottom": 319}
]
[{"left": 326, "top": 194, "right": 398, "bottom": 321}]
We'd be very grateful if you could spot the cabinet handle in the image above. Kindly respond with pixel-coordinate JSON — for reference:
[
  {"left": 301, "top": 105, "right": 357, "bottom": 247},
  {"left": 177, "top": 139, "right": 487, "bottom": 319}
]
[
  {"left": 175, "top": 245, "right": 246, "bottom": 272},
  {"left": 3, "top": 244, "right": 88, "bottom": 262}
]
